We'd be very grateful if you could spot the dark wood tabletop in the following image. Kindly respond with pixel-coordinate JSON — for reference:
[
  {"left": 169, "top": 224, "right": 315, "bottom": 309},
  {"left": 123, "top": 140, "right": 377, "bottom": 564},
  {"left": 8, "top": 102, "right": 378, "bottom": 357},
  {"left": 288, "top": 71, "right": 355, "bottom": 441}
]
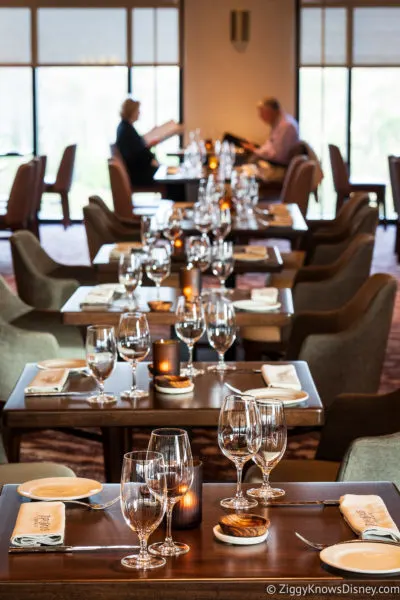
[
  {"left": 61, "top": 286, "right": 293, "bottom": 328},
  {"left": 1, "top": 482, "right": 399, "bottom": 600}
]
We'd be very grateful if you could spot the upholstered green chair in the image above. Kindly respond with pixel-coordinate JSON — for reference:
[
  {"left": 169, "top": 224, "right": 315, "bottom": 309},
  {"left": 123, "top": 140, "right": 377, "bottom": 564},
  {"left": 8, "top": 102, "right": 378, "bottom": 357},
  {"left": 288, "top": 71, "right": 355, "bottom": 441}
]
[{"left": 0, "top": 462, "right": 76, "bottom": 484}]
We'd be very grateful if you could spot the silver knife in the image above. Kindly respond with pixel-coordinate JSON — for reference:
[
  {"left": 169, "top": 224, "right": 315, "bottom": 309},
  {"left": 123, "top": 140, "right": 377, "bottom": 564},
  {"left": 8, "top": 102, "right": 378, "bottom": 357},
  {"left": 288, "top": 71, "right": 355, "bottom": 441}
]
[
  {"left": 9, "top": 545, "right": 139, "bottom": 554},
  {"left": 265, "top": 500, "right": 339, "bottom": 507}
]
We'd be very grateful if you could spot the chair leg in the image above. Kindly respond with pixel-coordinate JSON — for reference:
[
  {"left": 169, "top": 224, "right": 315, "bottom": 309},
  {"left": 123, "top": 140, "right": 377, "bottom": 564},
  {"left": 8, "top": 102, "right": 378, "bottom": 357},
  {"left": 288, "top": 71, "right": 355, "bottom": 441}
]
[
  {"left": 60, "top": 191, "right": 71, "bottom": 229},
  {"left": 377, "top": 188, "right": 387, "bottom": 229}
]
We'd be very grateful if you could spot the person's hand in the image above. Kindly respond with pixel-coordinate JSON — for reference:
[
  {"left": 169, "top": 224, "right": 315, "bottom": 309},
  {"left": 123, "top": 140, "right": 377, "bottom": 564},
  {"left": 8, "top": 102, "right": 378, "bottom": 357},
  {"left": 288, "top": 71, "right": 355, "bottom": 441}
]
[{"left": 242, "top": 142, "right": 257, "bottom": 153}]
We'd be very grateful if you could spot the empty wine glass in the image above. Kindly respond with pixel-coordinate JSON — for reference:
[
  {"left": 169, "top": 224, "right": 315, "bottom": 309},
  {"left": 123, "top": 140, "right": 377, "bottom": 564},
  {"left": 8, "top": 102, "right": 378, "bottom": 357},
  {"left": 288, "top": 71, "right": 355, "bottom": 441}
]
[
  {"left": 206, "top": 295, "right": 237, "bottom": 372},
  {"left": 148, "top": 428, "right": 194, "bottom": 556},
  {"left": 120, "top": 451, "right": 167, "bottom": 570},
  {"left": 164, "top": 209, "right": 183, "bottom": 252},
  {"left": 193, "top": 201, "right": 212, "bottom": 240},
  {"left": 175, "top": 296, "right": 205, "bottom": 379},
  {"left": 86, "top": 325, "right": 117, "bottom": 405},
  {"left": 141, "top": 216, "right": 158, "bottom": 250},
  {"left": 145, "top": 246, "right": 171, "bottom": 299},
  {"left": 218, "top": 395, "right": 261, "bottom": 510},
  {"left": 211, "top": 205, "right": 231, "bottom": 242},
  {"left": 247, "top": 401, "right": 287, "bottom": 502},
  {"left": 118, "top": 252, "right": 142, "bottom": 309},
  {"left": 211, "top": 241, "right": 234, "bottom": 292},
  {"left": 117, "top": 312, "right": 151, "bottom": 399},
  {"left": 186, "top": 236, "right": 211, "bottom": 272}
]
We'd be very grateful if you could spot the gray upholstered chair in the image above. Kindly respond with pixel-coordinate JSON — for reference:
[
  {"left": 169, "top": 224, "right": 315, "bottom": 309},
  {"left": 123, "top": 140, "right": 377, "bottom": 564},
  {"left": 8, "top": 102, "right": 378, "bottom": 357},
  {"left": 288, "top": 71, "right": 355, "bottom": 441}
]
[
  {"left": 293, "top": 233, "right": 375, "bottom": 312},
  {"left": 89, "top": 195, "right": 141, "bottom": 230},
  {"left": 338, "top": 433, "right": 400, "bottom": 487},
  {"left": 10, "top": 230, "right": 95, "bottom": 309},
  {"left": 0, "top": 462, "right": 76, "bottom": 484},
  {"left": 287, "top": 273, "right": 397, "bottom": 408}
]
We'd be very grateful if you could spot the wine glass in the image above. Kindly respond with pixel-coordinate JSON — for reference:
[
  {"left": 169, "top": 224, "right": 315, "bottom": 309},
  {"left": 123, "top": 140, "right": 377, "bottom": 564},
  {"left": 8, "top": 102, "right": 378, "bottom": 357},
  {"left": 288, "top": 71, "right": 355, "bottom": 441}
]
[
  {"left": 148, "top": 428, "right": 194, "bottom": 556},
  {"left": 86, "top": 326, "right": 117, "bottom": 405},
  {"left": 247, "top": 401, "right": 287, "bottom": 502},
  {"left": 145, "top": 246, "right": 171, "bottom": 299},
  {"left": 118, "top": 252, "right": 142, "bottom": 309},
  {"left": 211, "top": 241, "right": 234, "bottom": 292},
  {"left": 205, "top": 295, "right": 237, "bottom": 372},
  {"left": 175, "top": 296, "right": 205, "bottom": 379},
  {"left": 163, "top": 209, "right": 183, "bottom": 252},
  {"left": 193, "top": 201, "right": 212, "bottom": 240},
  {"left": 141, "top": 216, "right": 158, "bottom": 250},
  {"left": 117, "top": 312, "right": 151, "bottom": 399},
  {"left": 185, "top": 236, "right": 211, "bottom": 272},
  {"left": 218, "top": 394, "right": 261, "bottom": 510},
  {"left": 211, "top": 205, "right": 231, "bottom": 242},
  {"left": 120, "top": 450, "right": 167, "bottom": 570}
]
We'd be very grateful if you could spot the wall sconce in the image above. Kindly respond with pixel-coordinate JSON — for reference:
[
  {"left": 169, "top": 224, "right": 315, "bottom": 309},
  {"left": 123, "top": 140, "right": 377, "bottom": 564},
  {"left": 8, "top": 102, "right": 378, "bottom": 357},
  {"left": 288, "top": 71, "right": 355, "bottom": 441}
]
[{"left": 230, "top": 10, "right": 250, "bottom": 52}]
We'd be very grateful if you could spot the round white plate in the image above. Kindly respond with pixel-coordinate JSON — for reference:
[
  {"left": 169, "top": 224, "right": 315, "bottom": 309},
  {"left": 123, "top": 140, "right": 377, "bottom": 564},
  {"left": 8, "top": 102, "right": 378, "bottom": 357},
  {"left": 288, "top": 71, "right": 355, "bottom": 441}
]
[
  {"left": 18, "top": 477, "right": 103, "bottom": 501},
  {"left": 320, "top": 542, "right": 400, "bottom": 575},
  {"left": 233, "top": 300, "right": 281, "bottom": 313},
  {"left": 37, "top": 359, "right": 87, "bottom": 372},
  {"left": 155, "top": 382, "right": 194, "bottom": 395},
  {"left": 213, "top": 525, "right": 269, "bottom": 546},
  {"left": 245, "top": 388, "right": 308, "bottom": 406}
]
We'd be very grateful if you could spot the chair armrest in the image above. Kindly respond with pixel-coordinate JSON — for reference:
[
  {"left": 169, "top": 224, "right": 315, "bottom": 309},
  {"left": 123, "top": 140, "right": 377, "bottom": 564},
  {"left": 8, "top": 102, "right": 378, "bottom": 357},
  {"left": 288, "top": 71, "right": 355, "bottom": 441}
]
[
  {"left": 286, "top": 310, "right": 341, "bottom": 360},
  {"left": 294, "top": 264, "right": 331, "bottom": 284},
  {"left": 51, "top": 265, "right": 96, "bottom": 285}
]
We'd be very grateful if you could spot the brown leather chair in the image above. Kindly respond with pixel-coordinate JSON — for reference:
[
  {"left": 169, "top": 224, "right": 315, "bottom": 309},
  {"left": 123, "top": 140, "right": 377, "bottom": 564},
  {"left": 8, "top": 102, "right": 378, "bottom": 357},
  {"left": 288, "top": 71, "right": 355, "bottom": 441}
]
[
  {"left": 388, "top": 155, "right": 400, "bottom": 258},
  {"left": 280, "top": 155, "right": 307, "bottom": 202},
  {"left": 329, "top": 144, "right": 386, "bottom": 220},
  {"left": 0, "top": 161, "right": 35, "bottom": 232},
  {"left": 287, "top": 273, "right": 397, "bottom": 408},
  {"left": 89, "top": 195, "right": 141, "bottom": 230},
  {"left": 28, "top": 155, "right": 47, "bottom": 238},
  {"left": 43, "top": 144, "right": 77, "bottom": 229},
  {"left": 109, "top": 143, "right": 124, "bottom": 163},
  {"left": 282, "top": 158, "right": 316, "bottom": 218},
  {"left": 108, "top": 158, "right": 135, "bottom": 219}
]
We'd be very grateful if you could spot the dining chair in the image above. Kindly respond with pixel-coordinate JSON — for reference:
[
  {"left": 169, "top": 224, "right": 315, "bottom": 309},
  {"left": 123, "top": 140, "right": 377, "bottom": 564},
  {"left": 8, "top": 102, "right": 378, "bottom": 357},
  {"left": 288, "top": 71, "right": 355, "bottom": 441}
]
[
  {"left": 109, "top": 142, "right": 124, "bottom": 163},
  {"left": 287, "top": 273, "right": 397, "bottom": 408},
  {"left": 329, "top": 144, "right": 386, "bottom": 221},
  {"left": 28, "top": 155, "right": 47, "bottom": 239},
  {"left": 0, "top": 462, "right": 76, "bottom": 485},
  {"left": 0, "top": 161, "right": 35, "bottom": 233},
  {"left": 388, "top": 155, "right": 400, "bottom": 258},
  {"left": 281, "top": 158, "right": 316, "bottom": 218},
  {"left": 89, "top": 194, "right": 141, "bottom": 229},
  {"left": 306, "top": 192, "right": 370, "bottom": 243},
  {"left": 108, "top": 158, "right": 135, "bottom": 219},
  {"left": 43, "top": 144, "right": 77, "bottom": 229}
]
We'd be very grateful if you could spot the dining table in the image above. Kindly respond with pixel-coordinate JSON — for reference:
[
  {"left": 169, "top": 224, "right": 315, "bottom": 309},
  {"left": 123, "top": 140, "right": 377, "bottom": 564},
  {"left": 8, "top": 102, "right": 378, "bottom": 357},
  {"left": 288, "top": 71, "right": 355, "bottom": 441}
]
[
  {"left": 2, "top": 361, "right": 323, "bottom": 482},
  {"left": 1, "top": 481, "right": 399, "bottom": 600}
]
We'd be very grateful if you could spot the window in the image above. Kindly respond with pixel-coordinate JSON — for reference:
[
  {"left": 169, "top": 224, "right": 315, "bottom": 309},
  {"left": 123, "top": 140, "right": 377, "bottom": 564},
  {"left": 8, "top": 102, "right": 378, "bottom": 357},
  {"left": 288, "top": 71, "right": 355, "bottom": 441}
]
[{"left": 0, "top": 8, "right": 31, "bottom": 63}]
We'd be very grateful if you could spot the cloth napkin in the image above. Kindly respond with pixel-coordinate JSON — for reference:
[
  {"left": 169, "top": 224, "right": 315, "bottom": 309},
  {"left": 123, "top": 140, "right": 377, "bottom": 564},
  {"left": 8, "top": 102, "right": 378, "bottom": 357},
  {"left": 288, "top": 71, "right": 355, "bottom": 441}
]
[
  {"left": 268, "top": 203, "right": 290, "bottom": 215},
  {"left": 80, "top": 285, "right": 115, "bottom": 308},
  {"left": 25, "top": 369, "right": 69, "bottom": 395},
  {"left": 269, "top": 215, "right": 294, "bottom": 227},
  {"left": 11, "top": 502, "right": 65, "bottom": 547},
  {"left": 261, "top": 364, "right": 301, "bottom": 391},
  {"left": 251, "top": 287, "right": 278, "bottom": 304},
  {"left": 340, "top": 495, "right": 400, "bottom": 543},
  {"left": 233, "top": 246, "right": 267, "bottom": 261}
]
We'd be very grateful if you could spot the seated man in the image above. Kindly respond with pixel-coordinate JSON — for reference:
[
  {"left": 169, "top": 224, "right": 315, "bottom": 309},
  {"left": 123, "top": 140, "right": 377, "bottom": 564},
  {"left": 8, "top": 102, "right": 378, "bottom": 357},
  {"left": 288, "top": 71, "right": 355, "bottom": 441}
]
[{"left": 243, "top": 97, "right": 299, "bottom": 167}]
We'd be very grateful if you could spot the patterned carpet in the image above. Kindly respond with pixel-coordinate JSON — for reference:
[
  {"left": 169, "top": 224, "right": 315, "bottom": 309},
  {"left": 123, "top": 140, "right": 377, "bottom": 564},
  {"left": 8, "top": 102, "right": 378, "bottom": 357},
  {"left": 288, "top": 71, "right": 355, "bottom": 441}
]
[{"left": 1, "top": 224, "right": 399, "bottom": 482}]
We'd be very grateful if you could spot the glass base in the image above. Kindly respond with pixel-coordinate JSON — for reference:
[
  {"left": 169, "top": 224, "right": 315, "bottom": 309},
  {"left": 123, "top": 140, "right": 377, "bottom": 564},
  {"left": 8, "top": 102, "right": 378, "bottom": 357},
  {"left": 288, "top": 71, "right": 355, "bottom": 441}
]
[
  {"left": 87, "top": 394, "right": 117, "bottom": 406},
  {"left": 220, "top": 496, "right": 258, "bottom": 510},
  {"left": 120, "top": 389, "right": 149, "bottom": 400},
  {"left": 180, "top": 365, "right": 205, "bottom": 378},
  {"left": 121, "top": 551, "right": 166, "bottom": 570},
  {"left": 148, "top": 540, "right": 190, "bottom": 557},
  {"left": 247, "top": 486, "right": 286, "bottom": 500},
  {"left": 207, "top": 363, "right": 236, "bottom": 372}
]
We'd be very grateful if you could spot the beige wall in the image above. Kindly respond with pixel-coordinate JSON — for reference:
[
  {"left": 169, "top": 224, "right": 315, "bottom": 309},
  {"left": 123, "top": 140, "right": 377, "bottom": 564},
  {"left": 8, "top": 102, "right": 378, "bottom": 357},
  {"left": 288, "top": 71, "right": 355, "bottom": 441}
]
[{"left": 183, "top": 0, "right": 297, "bottom": 143}]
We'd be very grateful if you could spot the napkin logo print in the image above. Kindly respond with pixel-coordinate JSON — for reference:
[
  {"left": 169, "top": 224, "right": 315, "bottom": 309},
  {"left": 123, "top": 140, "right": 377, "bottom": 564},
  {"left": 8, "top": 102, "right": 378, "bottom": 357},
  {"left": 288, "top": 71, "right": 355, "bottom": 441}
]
[
  {"left": 355, "top": 509, "right": 378, "bottom": 527},
  {"left": 33, "top": 513, "right": 52, "bottom": 532}
]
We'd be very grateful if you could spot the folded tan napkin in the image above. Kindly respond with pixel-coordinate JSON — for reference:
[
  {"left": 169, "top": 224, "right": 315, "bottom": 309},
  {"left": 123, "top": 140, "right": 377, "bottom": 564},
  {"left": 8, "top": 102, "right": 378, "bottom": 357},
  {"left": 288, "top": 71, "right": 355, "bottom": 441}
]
[
  {"left": 11, "top": 502, "right": 65, "bottom": 547},
  {"left": 268, "top": 203, "right": 289, "bottom": 215},
  {"left": 109, "top": 242, "right": 142, "bottom": 260},
  {"left": 269, "top": 216, "right": 294, "bottom": 227},
  {"left": 80, "top": 285, "right": 115, "bottom": 308},
  {"left": 25, "top": 369, "right": 69, "bottom": 395},
  {"left": 233, "top": 246, "right": 267, "bottom": 261},
  {"left": 262, "top": 364, "right": 301, "bottom": 390},
  {"left": 251, "top": 287, "right": 278, "bottom": 304},
  {"left": 340, "top": 495, "right": 400, "bottom": 543}
]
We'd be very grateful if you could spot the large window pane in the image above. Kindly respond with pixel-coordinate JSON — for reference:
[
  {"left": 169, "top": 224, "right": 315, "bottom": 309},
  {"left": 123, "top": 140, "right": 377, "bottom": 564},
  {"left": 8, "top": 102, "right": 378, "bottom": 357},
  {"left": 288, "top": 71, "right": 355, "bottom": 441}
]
[
  {"left": 37, "top": 67, "right": 127, "bottom": 220},
  {"left": 133, "top": 9, "right": 155, "bottom": 64},
  {"left": 38, "top": 9, "right": 126, "bottom": 64},
  {"left": 301, "top": 7, "right": 346, "bottom": 66},
  {"left": 299, "top": 67, "right": 348, "bottom": 218},
  {"left": 351, "top": 68, "right": 400, "bottom": 218},
  {"left": 156, "top": 9, "right": 179, "bottom": 64},
  {"left": 354, "top": 8, "right": 400, "bottom": 65},
  {"left": 0, "top": 68, "right": 33, "bottom": 155},
  {"left": 132, "top": 8, "right": 179, "bottom": 65},
  {"left": 300, "top": 8, "right": 322, "bottom": 65},
  {"left": 0, "top": 8, "right": 31, "bottom": 63}
]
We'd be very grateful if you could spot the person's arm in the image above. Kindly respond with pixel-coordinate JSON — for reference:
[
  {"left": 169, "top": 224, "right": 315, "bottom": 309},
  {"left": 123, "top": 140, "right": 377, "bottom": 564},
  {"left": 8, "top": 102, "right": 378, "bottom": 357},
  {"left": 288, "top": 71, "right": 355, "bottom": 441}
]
[{"left": 255, "top": 122, "right": 298, "bottom": 164}]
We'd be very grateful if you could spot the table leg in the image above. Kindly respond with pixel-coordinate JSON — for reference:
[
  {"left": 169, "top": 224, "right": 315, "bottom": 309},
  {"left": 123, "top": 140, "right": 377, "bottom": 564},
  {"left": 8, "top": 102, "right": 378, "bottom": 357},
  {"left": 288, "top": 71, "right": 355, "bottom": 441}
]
[
  {"left": 101, "top": 427, "right": 130, "bottom": 483},
  {"left": 2, "top": 428, "right": 22, "bottom": 462}
]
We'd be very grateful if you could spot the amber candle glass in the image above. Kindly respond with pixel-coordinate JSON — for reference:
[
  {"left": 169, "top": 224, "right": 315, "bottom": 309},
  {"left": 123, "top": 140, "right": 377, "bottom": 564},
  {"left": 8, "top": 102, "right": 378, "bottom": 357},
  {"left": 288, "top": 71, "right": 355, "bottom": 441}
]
[
  {"left": 172, "top": 460, "right": 203, "bottom": 530},
  {"left": 179, "top": 267, "right": 202, "bottom": 300},
  {"left": 152, "top": 339, "right": 180, "bottom": 376}
]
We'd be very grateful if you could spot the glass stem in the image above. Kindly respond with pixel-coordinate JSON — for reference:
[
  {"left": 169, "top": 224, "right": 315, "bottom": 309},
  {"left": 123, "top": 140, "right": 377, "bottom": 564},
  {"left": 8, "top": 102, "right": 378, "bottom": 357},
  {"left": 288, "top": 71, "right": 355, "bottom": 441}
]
[
  {"left": 131, "top": 362, "right": 137, "bottom": 394},
  {"left": 138, "top": 536, "right": 149, "bottom": 561},
  {"left": 164, "top": 503, "right": 175, "bottom": 547},
  {"left": 218, "top": 352, "right": 225, "bottom": 369},
  {"left": 187, "top": 344, "right": 194, "bottom": 373},
  {"left": 236, "top": 464, "right": 244, "bottom": 499},
  {"left": 156, "top": 283, "right": 160, "bottom": 299},
  {"left": 98, "top": 380, "right": 105, "bottom": 398},
  {"left": 262, "top": 468, "right": 273, "bottom": 492}
]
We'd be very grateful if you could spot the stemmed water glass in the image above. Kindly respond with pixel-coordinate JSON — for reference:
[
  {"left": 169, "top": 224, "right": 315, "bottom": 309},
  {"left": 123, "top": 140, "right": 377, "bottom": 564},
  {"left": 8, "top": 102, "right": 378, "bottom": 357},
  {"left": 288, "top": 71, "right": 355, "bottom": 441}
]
[
  {"left": 186, "top": 236, "right": 211, "bottom": 272},
  {"left": 120, "top": 451, "right": 167, "bottom": 570},
  {"left": 163, "top": 209, "right": 183, "bottom": 252},
  {"left": 211, "top": 241, "right": 234, "bottom": 292},
  {"left": 206, "top": 295, "right": 237, "bottom": 372},
  {"left": 247, "top": 401, "right": 287, "bottom": 502},
  {"left": 117, "top": 312, "right": 151, "bottom": 399},
  {"left": 148, "top": 428, "right": 194, "bottom": 556},
  {"left": 145, "top": 246, "right": 171, "bottom": 299},
  {"left": 218, "top": 395, "right": 261, "bottom": 509},
  {"left": 211, "top": 205, "right": 231, "bottom": 242},
  {"left": 86, "top": 326, "right": 117, "bottom": 405},
  {"left": 118, "top": 252, "right": 142, "bottom": 309},
  {"left": 141, "top": 216, "right": 158, "bottom": 250},
  {"left": 175, "top": 296, "right": 205, "bottom": 379},
  {"left": 193, "top": 201, "right": 212, "bottom": 240}
]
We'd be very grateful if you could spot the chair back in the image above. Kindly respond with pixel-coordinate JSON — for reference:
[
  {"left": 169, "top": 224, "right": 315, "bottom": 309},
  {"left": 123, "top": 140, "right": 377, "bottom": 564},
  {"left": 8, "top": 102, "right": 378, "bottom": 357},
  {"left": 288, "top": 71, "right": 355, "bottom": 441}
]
[
  {"left": 83, "top": 203, "right": 118, "bottom": 262},
  {"left": 281, "top": 155, "right": 307, "bottom": 203},
  {"left": 336, "top": 192, "right": 370, "bottom": 228},
  {"left": 0, "top": 275, "right": 31, "bottom": 323},
  {"left": 5, "top": 161, "right": 35, "bottom": 229},
  {"left": 108, "top": 158, "right": 133, "bottom": 219},
  {"left": 282, "top": 158, "right": 315, "bottom": 218},
  {"left": 328, "top": 144, "right": 351, "bottom": 195},
  {"left": 30, "top": 155, "right": 47, "bottom": 220},
  {"left": 389, "top": 155, "right": 400, "bottom": 216},
  {"left": 337, "top": 433, "right": 400, "bottom": 487},
  {"left": 316, "top": 389, "right": 400, "bottom": 462},
  {"left": 54, "top": 144, "right": 77, "bottom": 192},
  {"left": 110, "top": 143, "right": 124, "bottom": 163}
]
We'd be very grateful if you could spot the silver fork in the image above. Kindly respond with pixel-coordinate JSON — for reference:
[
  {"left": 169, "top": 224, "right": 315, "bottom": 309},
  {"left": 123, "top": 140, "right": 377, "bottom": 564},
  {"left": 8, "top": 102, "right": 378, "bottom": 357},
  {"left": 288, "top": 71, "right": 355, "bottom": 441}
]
[
  {"left": 295, "top": 531, "right": 400, "bottom": 550},
  {"left": 43, "top": 496, "right": 120, "bottom": 511}
]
